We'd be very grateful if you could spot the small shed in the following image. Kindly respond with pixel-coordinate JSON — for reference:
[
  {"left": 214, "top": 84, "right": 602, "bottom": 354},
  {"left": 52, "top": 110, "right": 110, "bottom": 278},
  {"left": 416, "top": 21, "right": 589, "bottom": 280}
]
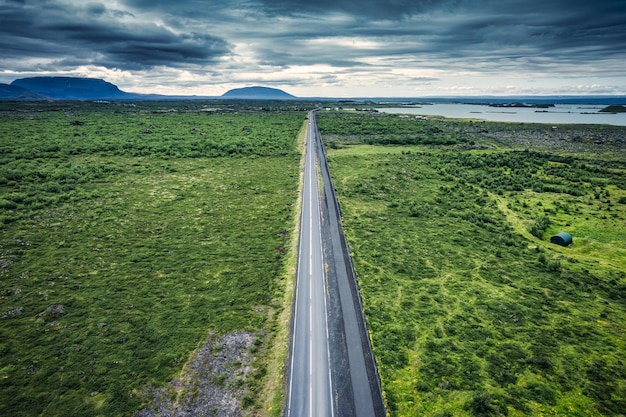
[{"left": 550, "top": 232, "right": 573, "bottom": 247}]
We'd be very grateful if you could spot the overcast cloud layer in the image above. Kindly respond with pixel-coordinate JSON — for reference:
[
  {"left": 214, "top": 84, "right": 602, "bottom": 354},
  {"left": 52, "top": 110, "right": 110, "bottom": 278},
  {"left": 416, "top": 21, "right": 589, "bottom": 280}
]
[{"left": 1, "top": 0, "right": 625, "bottom": 96}]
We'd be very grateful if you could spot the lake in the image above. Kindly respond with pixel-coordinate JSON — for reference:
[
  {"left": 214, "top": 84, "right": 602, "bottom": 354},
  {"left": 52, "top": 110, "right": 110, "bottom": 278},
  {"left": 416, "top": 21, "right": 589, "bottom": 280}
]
[{"left": 376, "top": 104, "right": 626, "bottom": 126}]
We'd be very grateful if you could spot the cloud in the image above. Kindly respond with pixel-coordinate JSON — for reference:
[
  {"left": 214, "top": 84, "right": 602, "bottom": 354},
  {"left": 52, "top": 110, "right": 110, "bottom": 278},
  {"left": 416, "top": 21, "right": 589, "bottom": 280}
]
[
  {"left": 0, "top": 0, "right": 625, "bottom": 95},
  {"left": 219, "top": 0, "right": 626, "bottom": 81},
  {"left": 0, "top": 0, "right": 231, "bottom": 70}
]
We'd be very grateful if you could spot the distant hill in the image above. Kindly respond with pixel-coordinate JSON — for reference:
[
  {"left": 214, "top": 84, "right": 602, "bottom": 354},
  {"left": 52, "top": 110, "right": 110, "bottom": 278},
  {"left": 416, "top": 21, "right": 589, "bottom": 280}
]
[
  {"left": 0, "top": 83, "right": 47, "bottom": 100},
  {"left": 221, "top": 86, "right": 296, "bottom": 99},
  {"left": 10, "top": 77, "right": 134, "bottom": 100},
  {"left": 2, "top": 77, "right": 624, "bottom": 104}
]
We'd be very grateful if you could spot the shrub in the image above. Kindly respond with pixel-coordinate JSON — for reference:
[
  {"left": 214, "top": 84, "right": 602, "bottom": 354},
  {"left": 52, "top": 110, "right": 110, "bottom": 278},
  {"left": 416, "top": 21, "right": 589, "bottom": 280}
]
[
  {"left": 0, "top": 199, "right": 17, "bottom": 210},
  {"left": 466, "top": 391, "right": 508, "bottom": 416},
  {"left": 529, "top": 215, "right": 551, "bottom": 238}
]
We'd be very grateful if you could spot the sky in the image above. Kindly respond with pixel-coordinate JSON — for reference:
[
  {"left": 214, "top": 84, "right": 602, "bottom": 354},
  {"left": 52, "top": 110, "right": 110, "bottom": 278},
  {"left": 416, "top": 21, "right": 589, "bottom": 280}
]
[{"left": 1, "top": 0, "right": 625, "bottom": 97}]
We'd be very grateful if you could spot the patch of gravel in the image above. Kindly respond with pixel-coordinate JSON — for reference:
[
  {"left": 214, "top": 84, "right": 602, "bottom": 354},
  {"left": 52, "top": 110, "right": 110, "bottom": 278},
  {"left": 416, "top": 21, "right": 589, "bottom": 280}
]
[
  {"left": 0, "top": 253, "right": 15, "bottom": 275},
  {"left": 2, "top": 306, "right": 24, "bottom": 318},
  {"left": 136, "top": 331, "right": 255, "bottom": 417}
]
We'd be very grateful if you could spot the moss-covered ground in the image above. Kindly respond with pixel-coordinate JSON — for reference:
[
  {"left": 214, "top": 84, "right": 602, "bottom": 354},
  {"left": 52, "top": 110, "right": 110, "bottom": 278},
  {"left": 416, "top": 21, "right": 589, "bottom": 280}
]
[
  {"left": 319, "top": 111, "right": 626, "bottom": 416},
  {"left": 0, "top": 102, "right": 303, "bottom": 416}
]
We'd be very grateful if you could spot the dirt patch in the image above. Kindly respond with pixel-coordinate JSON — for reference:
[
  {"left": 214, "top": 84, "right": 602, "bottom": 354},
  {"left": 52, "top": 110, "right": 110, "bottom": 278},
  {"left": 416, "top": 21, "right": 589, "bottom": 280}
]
[{"left": 137, "top": 331, "right": 254, "bottom": 417}]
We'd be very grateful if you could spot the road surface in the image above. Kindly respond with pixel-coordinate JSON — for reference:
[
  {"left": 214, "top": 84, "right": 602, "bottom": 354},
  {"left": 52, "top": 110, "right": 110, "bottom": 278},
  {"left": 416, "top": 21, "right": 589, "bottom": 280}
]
[
  {"left": 287, "top": 111, "right": 385, "bottom": 417},
  {"left": 286, "top": 112, "right": 334, "bottom": 417}
]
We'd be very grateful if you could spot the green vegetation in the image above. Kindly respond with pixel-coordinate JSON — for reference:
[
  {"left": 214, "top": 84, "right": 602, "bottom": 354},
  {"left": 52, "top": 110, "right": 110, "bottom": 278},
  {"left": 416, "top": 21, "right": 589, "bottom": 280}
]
[
  {"left": 319, "top": 110, "right": 626, "bottom": 153},
  {"left": 318, "top": 111, "right": 465, "bottom": 146},
  {"left": 0, "top": 102, "right": 303, "bottom": 416},
  {"left": 319, "top": 111, "right": 626, "bottom": 416}
]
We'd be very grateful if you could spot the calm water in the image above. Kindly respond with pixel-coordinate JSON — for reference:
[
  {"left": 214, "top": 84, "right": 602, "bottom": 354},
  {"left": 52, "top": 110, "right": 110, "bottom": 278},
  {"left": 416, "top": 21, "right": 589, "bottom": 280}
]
[{"left": 376, "top": 104, "right": 626, "bottom": 126}]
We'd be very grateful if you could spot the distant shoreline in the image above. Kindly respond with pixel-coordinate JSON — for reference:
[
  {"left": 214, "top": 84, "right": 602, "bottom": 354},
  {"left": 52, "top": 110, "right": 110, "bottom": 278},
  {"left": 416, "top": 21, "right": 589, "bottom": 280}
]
[{"left": 376, "top": 103, "right": 626, "bottom": 126}]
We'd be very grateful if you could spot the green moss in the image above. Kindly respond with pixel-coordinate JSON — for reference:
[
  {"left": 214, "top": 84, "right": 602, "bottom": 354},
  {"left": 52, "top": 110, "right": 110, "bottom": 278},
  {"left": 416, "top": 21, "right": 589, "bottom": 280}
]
[
  {"left": 0, "top": 102, "right": 303, "bottom": 416},
  {"left": 324, "top": 112, "right": 626, "bottom": 416}
]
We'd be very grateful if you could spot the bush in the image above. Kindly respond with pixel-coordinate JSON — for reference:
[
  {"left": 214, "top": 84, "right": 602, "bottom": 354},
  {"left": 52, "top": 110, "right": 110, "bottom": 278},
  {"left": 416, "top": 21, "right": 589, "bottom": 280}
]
[
  {"left": 409, "top": 202, "right": 428, "bottom": 218},
  {"left": 546, "top": 260, "right": 562, "bottom": 273},
  {"left": 0, "top": 198, "right": 17, "bottom": 210},
  {"left": 466, "top": 391, "right": 508, "bottom": 417},
  {"left": 529, "top": 215, "right": 551, "bottom": 238}
]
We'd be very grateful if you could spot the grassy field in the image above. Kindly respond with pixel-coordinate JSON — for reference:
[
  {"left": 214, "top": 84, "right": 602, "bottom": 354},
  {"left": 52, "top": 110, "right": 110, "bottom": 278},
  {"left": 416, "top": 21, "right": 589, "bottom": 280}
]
[
  {"left": 0, "top": 102, "right": 304, "bottom": 416},
  {"left": 319, "top": 111, "right": 626, "bottom": 416}
]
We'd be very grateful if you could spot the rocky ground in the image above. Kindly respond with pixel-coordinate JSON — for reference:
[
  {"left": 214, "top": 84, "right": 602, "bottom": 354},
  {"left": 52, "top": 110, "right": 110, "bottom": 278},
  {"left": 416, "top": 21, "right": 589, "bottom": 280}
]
[
  {"left": 322, "top": 115, "right": 626, "bottom": 153},
  {"left": 136, "top": 331, "right": 255, "bottom": 417},
  {"left": 466, "top": 121, "right": 626, "bottom": 152}
]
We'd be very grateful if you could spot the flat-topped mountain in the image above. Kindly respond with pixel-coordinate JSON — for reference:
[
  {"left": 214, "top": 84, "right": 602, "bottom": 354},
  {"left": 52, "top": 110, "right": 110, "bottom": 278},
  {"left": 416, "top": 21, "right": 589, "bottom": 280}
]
[
  {"left": 10, "top": 77, "right": 133, "bottom": 100},
  {"left": 221, "top": 86, "right": 296, "bottom": 99}
]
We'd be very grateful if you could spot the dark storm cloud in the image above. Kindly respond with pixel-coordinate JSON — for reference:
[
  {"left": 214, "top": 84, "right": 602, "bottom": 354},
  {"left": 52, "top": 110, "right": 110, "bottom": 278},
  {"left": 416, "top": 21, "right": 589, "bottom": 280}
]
[
  {"left": 0, "top": 0, "right": 230, "bottom": 69},
  {"left": 244, "top": 0, "right": 626, "bottom": 66},
  {"left": 1, "top": 0, "right": 625, "bottom": 92},
  {"left": 145, "top": 0, "right": 624, "bottom": 80},
  {"left": 254, "top": 0, "right": 460, "bottom": 19}
]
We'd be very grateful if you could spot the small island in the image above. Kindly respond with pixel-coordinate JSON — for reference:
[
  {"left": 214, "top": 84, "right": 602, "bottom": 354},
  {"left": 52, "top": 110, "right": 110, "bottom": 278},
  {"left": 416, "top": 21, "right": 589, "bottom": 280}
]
[
  {"left": 488, "top": 102, "right": 555, "bottom": 108},
  {"left": 599, "top": 105, "right": 626, "bottom": 113}
]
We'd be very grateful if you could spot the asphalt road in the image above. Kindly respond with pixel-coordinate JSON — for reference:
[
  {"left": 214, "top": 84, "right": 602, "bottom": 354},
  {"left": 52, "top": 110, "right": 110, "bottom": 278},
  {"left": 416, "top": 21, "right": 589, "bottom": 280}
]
[
  {"left": 287, "top": 111, "right": 385, "bottom": 417},
  {"left": 286, "top": 112, "right": 334, "bottom": 417}
]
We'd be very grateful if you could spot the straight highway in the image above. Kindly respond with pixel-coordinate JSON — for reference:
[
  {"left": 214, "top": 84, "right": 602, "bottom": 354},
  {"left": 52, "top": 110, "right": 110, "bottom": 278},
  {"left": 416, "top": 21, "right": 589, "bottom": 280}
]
[
  {"left": 287, "top": 111, "right": 385, "bottom": 417},
  {"left": 286, "top": 112, "right": 334, "bottom": 417}
]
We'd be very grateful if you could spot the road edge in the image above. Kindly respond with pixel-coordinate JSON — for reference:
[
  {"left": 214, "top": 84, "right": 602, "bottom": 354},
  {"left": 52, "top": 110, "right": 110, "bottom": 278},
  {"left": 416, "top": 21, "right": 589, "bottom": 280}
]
[
  {"left": 260, "top": 117, "right": 309, "bottom": 417},
  {"left": 313, "top": 112, "right": 387, "bottom": 417}
]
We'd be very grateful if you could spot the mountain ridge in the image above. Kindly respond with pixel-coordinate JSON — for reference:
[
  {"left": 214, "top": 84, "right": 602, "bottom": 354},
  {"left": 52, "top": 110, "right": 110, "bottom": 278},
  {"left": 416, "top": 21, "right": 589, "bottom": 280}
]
[
  {"left": 0, "top": 83, "right": 47, "bottom": 100},
  {"left": 1, "top": 76, "right": 624, "bottom": 104},
  {"left": 11, "top": 76, "right": 133, "bottom": 100}
]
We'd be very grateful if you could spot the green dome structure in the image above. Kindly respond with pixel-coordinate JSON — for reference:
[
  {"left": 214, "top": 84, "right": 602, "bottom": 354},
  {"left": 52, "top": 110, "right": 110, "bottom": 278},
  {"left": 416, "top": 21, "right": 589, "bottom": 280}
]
[{"left": 550, "top": 232, "right": 573, "bottom": 246}]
